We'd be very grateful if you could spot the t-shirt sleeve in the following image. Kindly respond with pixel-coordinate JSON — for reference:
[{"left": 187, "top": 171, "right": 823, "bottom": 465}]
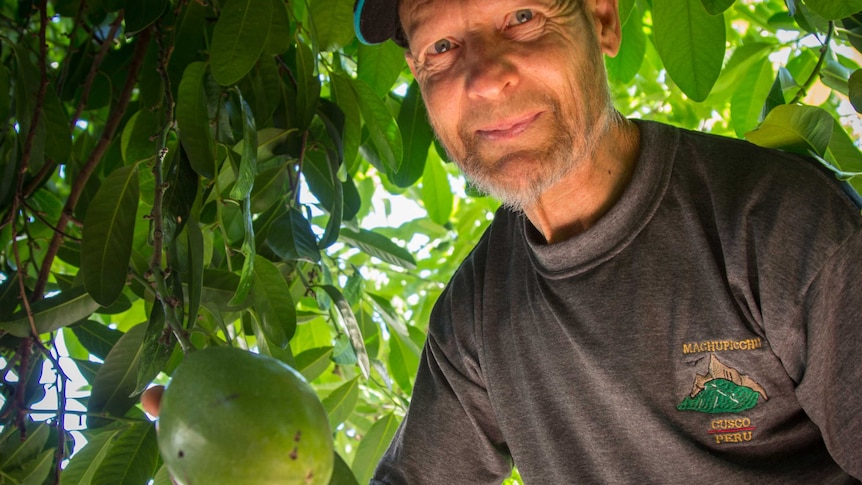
[
  {"left": 371, "top": 270, "right": 513, "bottom": 484},
  {"left": 793, "top": 226, "right": 862, "bottom": 479}
]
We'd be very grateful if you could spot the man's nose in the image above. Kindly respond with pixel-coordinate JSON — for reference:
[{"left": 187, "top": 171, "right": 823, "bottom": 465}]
[{"left": 465, "top": 39, "right": 519, "bottom": 100}]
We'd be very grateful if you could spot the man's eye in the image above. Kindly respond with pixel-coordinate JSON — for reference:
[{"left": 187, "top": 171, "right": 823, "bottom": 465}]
[
  {"left": 511, "top": 9, "right": 534, "bottom": 25},
  {"left": 433, "top": 39, "right": 452, "bottom": 54}
]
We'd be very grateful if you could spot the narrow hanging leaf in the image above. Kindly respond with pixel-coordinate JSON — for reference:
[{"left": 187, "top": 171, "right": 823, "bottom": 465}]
[
  {"left": 124, "top": 0, "right": 169, "bottom": 34},
  {"left": 135, "top": 302, "right": 176, "bottom": 395},
  {"left": 321, "top": 377, "right": 360, "bottom": 429},
  {"left": 176, "top": 62, "right": 217, "bottom": 178},
  {"left": 87, "top": 323, "right": 147, "bottom": 428},
  {"left": 824, "top": 119, "right": 862, "bottom": 177},
  {"left": 295, "top": 36, "right": 322, "bottom": 131},
  {"left": 731, "top": 56, "right": 774, "bottom": 137},
  {"left": 330, "top": 451, "right": 360, "bottom": 485},
  {"left": 339, "top": 227, "right": 417, "bottom": 269},
  {"left": 849, "top": 69, "right": 862, "bottom": 114},
  {"left": 92, "top": 422, "right": 159, "bottom": 485},
  {"left": 350, "top": 77, "right": 403, "bottom": 172},
  {"left": 0, "top": 286, "right": 99, "bottom": 337},
  {"left": 761, "top": 67, "right": 798, "bottom": 118},
  {"left": 653, "top": 0, "right": 725, "bottom": 102},
  {"left": 82, "top": 165, "right": 139, "bottom": 307},
  {"left": 330, "top": 72, "right": 362, "bottom": 170},
  {"left": 210, "top": 0, "right": 273, "bottom": 86},
  {"left": 803, "top": 0, "right": 862, "bottom": 20},
  {"left": 745, "top": 104, "right": 834, "bottom": 156},
  {"left": 7, "top": 448, "right": 54, "bottom": 485},
  {"left": 388, "top": 330, "right": 420, "bottom": 394},
  {"left": 185, "top": 214, "right": 205, "bottom": 329},
  {"left": 0, "top": 422, "right": 50, "bottom": 470},
  {"left": 394, "top": 80, "right": 433, "bottom": 187},
  {"left": 320, "top": 285, "right": 370, "bottom": 379},
  {"left": 120, "top": 109, "right": 161, "bottom": 164},
  {"left": 59, "top": 427, "right": 123, "bottom": 485},
  {"left": 267, "top": 207, "right": 321, "bottom": 262},
  {"left": 357, "top": 41, "right": 405, "bottom": 98},
  {"left": 251, "top": 255, "right": 296, "bottom": 347},
  {"left": 229, "top": 197, "right": 256, "bottom": 306},
  {"left": 352, "top": 413, "right": 400, "bottom": 484},
  {"left": 230, "top": 89, "right": 258, "bottom": 200},
  {"left": 421, "top": 152, "right": 453, "bottom": 226}
]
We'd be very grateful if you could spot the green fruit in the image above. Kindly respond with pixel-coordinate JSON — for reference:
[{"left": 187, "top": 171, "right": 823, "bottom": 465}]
[{"left": 158, "top": 347, "right": 334, "bottom": 485}]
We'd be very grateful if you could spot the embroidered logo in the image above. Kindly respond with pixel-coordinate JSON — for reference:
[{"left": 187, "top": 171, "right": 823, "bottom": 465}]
[{"left": 677, "top": 354, "right": 768, "bottom": 414}]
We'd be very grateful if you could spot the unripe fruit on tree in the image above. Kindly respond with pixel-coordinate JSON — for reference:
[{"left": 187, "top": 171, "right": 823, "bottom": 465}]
[{"left": 157, "top": 347, "right": 334, "bottom": 484}]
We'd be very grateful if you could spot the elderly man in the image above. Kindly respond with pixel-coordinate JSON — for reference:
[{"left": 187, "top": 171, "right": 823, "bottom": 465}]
[{"left": 354, "top": 0, "right": 862, "bottom": 483}]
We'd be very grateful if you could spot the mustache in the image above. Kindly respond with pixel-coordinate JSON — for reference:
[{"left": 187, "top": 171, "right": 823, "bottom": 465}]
[{"left": 457, "top": 94, "right": 561, "bottom": 140}]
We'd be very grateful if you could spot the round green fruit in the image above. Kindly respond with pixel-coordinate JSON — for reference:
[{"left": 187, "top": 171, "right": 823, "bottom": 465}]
[{"left": 157, "top": 347, "right": 334, "bottom": 485}]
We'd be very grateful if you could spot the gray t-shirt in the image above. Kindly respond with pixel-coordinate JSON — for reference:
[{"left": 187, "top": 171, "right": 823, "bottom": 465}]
[{"left": 372, "top": 120, "right": 862, "bottom": 484}]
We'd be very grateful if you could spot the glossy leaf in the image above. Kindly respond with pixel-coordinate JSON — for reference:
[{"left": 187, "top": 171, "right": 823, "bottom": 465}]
[
  {"left": 339, "top": 227, "right": 417, "bottom": 269},
  {"left": 309, "top": 0, "right": 354, "bottom": 51},
  {"left": 700, "top": 0, "right": 735, "bottom": 15},
  {"left": 124, "top": 0, "right": 168, "bottom": 34},
  {"left": 322, "top": 377, "right": 360, "bottom": 429},
  {"left": 358, "top": 41, "right": 405, "bottom": 98},
  {"left": 0, "top": 422, "right": 50, "bottom": 470},
  {"left": 0, "top": 286, "right": 100, "bottom": 337},
  {"left": 731, "top": 56, "right": 774, "bottom": 136},
  {"left": 394, "top": 80, "right": 433, "bottom": 187},
  {"left": 745, "top": 104, "right": 834, "bottom": 156},
  {"left": 92, "top": 422, "right": 159, "bottom": 485},
  {"left": 59, "top": 428, "right": 123, "bottom": 485},
  {"left": 850, "top": 69, "right": 862, "bottom": 114},
  {"left": 804, "top": 0, "right": 862, "bottom": 20},
  {"left": 176, "top": 62, "right": 216, "bottom": 178},
  {"left": 252, "top": 255, "right": 296, "bottom": 347},
  {"left": 121, "top": 109, "right": 161, "bottom": 164},
  {"left": 294, "top": 346, "right": 334, "bottom": 382},
  {"left": 320, "top": 285, "right": 370, "bottom": 379},
  {"left": 351, "top": 77, "right": 403, "bottom": 172},
  {"left": 210, "top": 0, "right": 273, "bottom": 86},
  {"left": 135, "top": 302, "right": 176, "bottom": 395},
  {"left": 82, "top": 164, "right": 139, "bottom": 307},
  {"left": 352, "top": 413, "right": 400, "bottom": 485},
  {"left": 70, "top": 320, "right": 122, "bottom": 361},
  {"left": 87, "top": 323, "right": 147, "bottom": 428},
  {"left": 421, "top": 152, "right": 453, "bottom": 226},
  {"left": 295, "top": 37, "right": 321, "bottom": 131},
  {"left": 606, "top": 6, "right": 645, "bottom": 84},
  {"left": 653, "top": 0, "right": 726, "bottom": 101},
  {"left": 267, "top": 207, "right": 321, "bottom": 262},
  {"left": 229, "top": 198, "right": 256, "bottom": 306}
]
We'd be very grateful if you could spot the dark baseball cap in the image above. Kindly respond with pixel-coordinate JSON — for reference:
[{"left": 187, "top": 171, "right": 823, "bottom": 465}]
[{"left": 354, "top": 0, "right": 408, "bottom": 47}]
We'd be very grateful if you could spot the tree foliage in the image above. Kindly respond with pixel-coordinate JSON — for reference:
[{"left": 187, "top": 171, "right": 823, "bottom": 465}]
[{"left": 0, "top": 0, "right": 859, "bottom": 483}]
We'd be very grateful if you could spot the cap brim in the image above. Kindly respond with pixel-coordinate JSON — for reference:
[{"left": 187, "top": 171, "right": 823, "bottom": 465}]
[{"left": 354, "top": 0, "right": 401, "bottom": 45}]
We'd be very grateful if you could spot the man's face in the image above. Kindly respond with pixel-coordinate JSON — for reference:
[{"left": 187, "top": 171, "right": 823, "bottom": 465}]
[{"left": 400, "top": 0, "right": 619, "bottom": 209}]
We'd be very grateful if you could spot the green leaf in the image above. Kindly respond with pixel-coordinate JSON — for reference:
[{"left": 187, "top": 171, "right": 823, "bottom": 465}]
[
  {"left": 824, "top": 119, "right": 862, "bottom": 176},
  {"left": 229, "top": 89, "right": 258, "bottom": 200},
  {"left": 322, "top": 377, "right": 360, "bottom": 429},
  {"left": 87, "top": 323, "right": 147, "bottom": 428},
  {"left": 229, "top": 198, "right": 256, "bottom": 306},
  {"left": 358, "top": 41, "right": 405, "bottom": 98},
  {"left": 351, "top": 77, "right": 403, "bottom": 172},
  {"left": 329, "top": 451, "right": 360, "bottom": 485},
  {"left": 267, "top": 207, "right": 321, "bottom": 262},
  {"left": 135, "top": 302, "right": 176, "bottom": 395},
  {"left": 210, "top": 0, "right": 273, "bottom": 86},
  {"left": 0, "top": 286, "right": 100, "bottom": 337},
  {"left": 319, "top": 285, "right": 370, "bottom": 379},
  {"left": 176, "top": 62, "right": 216, "bottom": 178},
  {"left": 60, "top": 428, "right": 123, "bottom": 485},
  {"left": 8, "top": 447, "right": 54, "bottom": 485},
  {"left": 745, "top": 104, "right": 834, "bottom": 156},
  {"left": 762, "top": 67, "right": 797, "bottom": 117},
  {"left": 339, "top": 227, "right": 416, "bottom": 269},
  {"left": 120, "top": 109, "right": 160, "bottom": 164},
  {"left": 184, "top": 214, "right": 205, "bottom": 329},
  {"left": 295, "top": 36, "right": 322, "bottom": 131},
  {"left": 388, "top": 329, "right": 420, "bottom": 394},
  {"left": 606, "top": 6, "right": 645, "bottom": 84},
  {"left": 294, "top": 346, "right": 334, "bottom": 381},
  {"left": 199, "top": 270, "right": 253, "bottom": 313},
  {"left": 92, "top": 423, "right": 159, "bottom": 485},
  {"left": 124, "top": 0, "right": 168, "bottom": 34},
  {"left": 352, "top": 412, "right": 400, "bottom": 484},
  {"left": 700, "top": 0, "right": 734, "bottom": 15},
  {"left": 0, "top": 422, "right": 50, "bottom": 470},
  {"left": 653, "top": 0, "right": 726, "bottom": 101},
  {"left": 804, "top": 0, "right": 862, "bottom": 20},
  {"left": 70, "top": 319, "right": 122, "bottom": 361},
  {"left": 394, "top": 80, "right": 433, "bottom": 187},
  {"left": 731, "top": 56, "right": 774, "bottom": 137},
  {"left": 309, "top": 0, "right": 354, "bottom": 51},
  {"left": 421, "top": 152, "right": 453, "bottom": 226},
  {"left": 82, "top": 164, "right": 139, "bottom": 307},
  {"left": 330, "top": 72, "right": 362, "bottom": 170},
  {"left": 850, "top": 69, "right": 862, "bottom": 114},
  {"left": 252, "top": 255, "right": 296, "bottom": 347}
]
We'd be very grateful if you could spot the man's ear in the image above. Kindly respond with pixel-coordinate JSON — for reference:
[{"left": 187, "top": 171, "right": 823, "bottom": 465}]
[{"left": 590, "top": 0, "right": 622, "bottom": 57}]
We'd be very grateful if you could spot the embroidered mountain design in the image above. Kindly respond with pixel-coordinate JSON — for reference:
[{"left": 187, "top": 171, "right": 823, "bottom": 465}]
[{"left": 677, "top": 354, "right": 768, "bottom": 414}]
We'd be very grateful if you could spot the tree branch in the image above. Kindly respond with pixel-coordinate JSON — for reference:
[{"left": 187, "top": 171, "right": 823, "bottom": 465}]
[{"left": 33, "top": 27, "right": 154, "bottom": 301}]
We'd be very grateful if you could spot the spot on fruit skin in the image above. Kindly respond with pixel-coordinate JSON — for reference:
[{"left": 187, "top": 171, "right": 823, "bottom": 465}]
[
  {"left": 294, "top": 431, "right": 302, "bottom": 442},
  {"left": 178, "top": 450, "right": 185, "bottom": 458},
  {"left": 289, "top": 446, "right": 298, "bottom": 460}
]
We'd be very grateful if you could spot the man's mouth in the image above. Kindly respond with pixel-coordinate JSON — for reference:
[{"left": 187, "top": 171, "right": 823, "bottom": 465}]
[{"left": 474, "top": 112, "right": 543, "bottom": 141}]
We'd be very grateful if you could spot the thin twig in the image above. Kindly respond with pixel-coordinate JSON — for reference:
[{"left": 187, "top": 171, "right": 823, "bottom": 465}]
[
  {"left": 70, "top": 13, "right": 124, "bottom": 127},
  {"left": 790, "top": 21, "right": 835, "bottom": 105}
]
